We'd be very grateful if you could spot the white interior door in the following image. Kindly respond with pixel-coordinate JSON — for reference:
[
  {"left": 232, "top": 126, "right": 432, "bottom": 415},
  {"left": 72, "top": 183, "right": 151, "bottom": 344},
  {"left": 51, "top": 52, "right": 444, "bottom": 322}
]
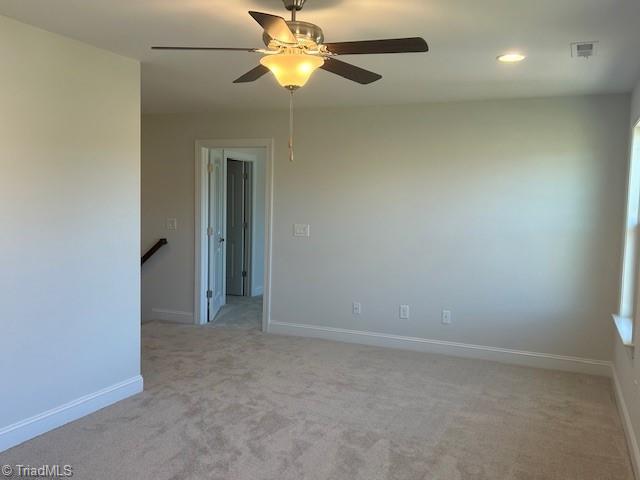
[{"left": 207, "top": 149, "right": 226, "bottom": 321}]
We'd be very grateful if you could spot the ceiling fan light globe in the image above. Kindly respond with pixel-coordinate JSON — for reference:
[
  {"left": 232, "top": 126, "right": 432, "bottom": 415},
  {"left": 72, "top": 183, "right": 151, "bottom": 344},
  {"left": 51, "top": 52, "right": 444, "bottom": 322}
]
[{"left": 260, "top": 52, "right": 324, "bottom": 89}]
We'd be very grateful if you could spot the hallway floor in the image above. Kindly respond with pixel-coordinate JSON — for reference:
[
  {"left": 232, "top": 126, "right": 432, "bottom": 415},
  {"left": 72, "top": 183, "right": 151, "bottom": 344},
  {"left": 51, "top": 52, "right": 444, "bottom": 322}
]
[{"left": 210, "top": 295, "right": 262, "bottom": 330}]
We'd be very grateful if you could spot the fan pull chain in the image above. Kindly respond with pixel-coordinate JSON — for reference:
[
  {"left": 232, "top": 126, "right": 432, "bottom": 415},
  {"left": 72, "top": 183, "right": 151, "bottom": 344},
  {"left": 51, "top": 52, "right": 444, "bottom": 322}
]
[{"left": 289, "top": 89, "right": 295, "bottom": 162}]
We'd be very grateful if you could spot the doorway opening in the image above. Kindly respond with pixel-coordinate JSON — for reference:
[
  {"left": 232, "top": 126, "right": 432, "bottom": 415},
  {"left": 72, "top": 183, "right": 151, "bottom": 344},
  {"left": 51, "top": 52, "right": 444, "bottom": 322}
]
[{"left": 194, "top": 140, "right": 273, "bottom": 331}]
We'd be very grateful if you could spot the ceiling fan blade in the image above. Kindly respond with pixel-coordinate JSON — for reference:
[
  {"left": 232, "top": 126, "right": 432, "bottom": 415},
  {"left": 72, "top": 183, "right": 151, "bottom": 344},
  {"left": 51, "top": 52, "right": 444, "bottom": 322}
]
[
  {"left": 324, "top": 37, "right": 428, "bottom": 55},
  {"left": 233, "top": 65, "right": 270, "bottom": 83},
  {"left": 248, "top": 11, "right": 297, "bottom": 44},
  {"left": 320, "top": 58, "right": 382, "bottom": 85},
  {"left": 152, "top": 46, "right": 259, "bottom": 51}
]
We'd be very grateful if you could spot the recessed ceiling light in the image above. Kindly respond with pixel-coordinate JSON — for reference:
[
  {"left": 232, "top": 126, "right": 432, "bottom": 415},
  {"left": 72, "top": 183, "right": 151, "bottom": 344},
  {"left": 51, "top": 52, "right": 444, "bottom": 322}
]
[{"left": 497, "top": 53, "right": 526, "bottom": 63}]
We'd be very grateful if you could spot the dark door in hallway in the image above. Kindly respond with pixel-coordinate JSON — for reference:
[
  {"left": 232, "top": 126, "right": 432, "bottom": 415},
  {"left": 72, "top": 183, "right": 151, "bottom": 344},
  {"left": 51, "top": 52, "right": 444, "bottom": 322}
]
[{"left": 226, "top": 159, "right": 246, "bottom": 296}]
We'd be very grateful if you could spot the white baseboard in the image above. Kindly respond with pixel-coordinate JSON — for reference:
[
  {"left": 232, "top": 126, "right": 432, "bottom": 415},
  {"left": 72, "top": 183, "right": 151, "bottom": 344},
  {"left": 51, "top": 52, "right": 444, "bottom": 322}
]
[
  {"left": 0, "top": 375, "right": 143, "bottom": 453},
  {"left": 612, "top": 367, "right": 640, "bottom": 479},
  {"left": 268, "top": 321, "right": 612, "bottom": 377},
  {"left": 151, "top": 308, "right": 194, "bottom": 324}
]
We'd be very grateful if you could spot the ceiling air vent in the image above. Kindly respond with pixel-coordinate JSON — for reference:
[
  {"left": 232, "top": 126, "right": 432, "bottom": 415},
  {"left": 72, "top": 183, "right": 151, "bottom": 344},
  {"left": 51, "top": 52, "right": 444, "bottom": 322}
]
[{"left": 571, "top": 41, "right": 598, "bottom": 59}]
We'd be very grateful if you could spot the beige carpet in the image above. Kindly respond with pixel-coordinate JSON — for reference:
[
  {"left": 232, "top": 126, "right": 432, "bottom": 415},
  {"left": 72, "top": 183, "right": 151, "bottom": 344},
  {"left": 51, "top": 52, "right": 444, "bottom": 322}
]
[{"left": 0, "top": 323, "right": 633, "bottom": 479}]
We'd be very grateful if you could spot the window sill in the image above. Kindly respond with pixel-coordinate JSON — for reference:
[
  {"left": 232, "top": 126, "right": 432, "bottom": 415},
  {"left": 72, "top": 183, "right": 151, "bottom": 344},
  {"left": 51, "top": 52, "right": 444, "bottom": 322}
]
[{"left": 612, "top": 314, "right": 635, "bottom": 348}]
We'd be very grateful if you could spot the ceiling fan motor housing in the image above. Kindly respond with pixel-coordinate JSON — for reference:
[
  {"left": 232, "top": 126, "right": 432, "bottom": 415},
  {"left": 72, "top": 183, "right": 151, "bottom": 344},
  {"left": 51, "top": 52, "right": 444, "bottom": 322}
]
[{"left": 262, "top": 21, "right": 324, "bottom": 46}]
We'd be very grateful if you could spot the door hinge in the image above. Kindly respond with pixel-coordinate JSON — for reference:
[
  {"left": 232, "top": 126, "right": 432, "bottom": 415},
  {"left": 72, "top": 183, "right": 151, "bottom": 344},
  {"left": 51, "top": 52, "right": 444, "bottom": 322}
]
[
  {"left": 207, "top": 163, "right": 213, "bottom": 173},
  {"left": 207, "top": 227, "right": 214, "bottom": 236},
  {"left": 206, "top": 290, "right": 213, "bottom": 298},
  {"left": 243, "top": 173, "right": 249, "bottom": 180},
  {"left": 243, "top": 222, "right": 249, "bottom": 229},
  {"left": 242, "top": 271, "right": 247, "bottom": 278}
]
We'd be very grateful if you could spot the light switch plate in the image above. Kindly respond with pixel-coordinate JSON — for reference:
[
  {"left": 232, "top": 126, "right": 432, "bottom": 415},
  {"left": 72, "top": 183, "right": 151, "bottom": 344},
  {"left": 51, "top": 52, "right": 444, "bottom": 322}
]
[
  {"left": 400, "top": 305, "right": 410, "bottom": 319},
  {"left": 293, "top": 224, "right": 310, "bottom": 237},
  {"left": 166, "top": 218, "right": 178, "bottom": 230}
]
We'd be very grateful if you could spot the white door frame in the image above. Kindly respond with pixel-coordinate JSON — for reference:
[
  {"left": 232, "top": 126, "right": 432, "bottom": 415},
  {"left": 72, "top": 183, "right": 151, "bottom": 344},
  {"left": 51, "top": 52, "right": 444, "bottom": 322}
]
[{"left": 194, "top": 138, "right": 274, "bottom": 332}]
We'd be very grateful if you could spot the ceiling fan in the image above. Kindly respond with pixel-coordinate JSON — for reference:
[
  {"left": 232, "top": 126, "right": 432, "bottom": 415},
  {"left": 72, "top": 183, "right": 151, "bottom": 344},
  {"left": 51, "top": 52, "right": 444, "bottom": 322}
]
[
  {"left": 152, "top": 0, "right": 429, "bottom": 90},
  {"left": 152, "top": 0, "right": 428, "bottom": 161}
]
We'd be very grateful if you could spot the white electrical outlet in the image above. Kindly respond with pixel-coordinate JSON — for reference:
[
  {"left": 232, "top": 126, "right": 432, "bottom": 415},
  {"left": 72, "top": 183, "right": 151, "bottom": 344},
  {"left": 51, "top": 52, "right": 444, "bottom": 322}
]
[
  {"left": 166, "top": 218, "right": 178, "bottom": 230},
  {"left": 353, "top": 302, "right": 362, "bottom": 315},
  {"left": 442, "top": 310, "right": 452, "bottom": 325},
  {"left": 400, "top": 305, "right": 410, "bottom": 319}
]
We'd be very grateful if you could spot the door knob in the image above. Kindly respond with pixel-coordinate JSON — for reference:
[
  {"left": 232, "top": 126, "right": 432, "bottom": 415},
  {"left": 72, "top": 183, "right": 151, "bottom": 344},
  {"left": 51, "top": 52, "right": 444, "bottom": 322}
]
[{"left": 219, "top": 238, "right": 225, "bottom": 243}]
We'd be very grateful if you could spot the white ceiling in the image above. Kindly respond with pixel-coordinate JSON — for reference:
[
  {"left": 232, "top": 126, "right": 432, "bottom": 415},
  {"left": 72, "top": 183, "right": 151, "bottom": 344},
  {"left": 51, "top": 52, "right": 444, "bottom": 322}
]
[{"left": 2, "top": 0, "right": 639, "bottom": 113}]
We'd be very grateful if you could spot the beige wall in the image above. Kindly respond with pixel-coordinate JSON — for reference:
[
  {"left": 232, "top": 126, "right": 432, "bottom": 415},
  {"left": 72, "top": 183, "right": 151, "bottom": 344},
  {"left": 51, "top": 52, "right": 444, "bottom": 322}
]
[
  {"left": 142, "top": 94, "right": 629, "bottom": 361},
  {"left": 613, "top": 79, "right": 640, "bottom": 474},
  {"left": 0, "top": 15, "right": 141, "bottom": 448}
]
